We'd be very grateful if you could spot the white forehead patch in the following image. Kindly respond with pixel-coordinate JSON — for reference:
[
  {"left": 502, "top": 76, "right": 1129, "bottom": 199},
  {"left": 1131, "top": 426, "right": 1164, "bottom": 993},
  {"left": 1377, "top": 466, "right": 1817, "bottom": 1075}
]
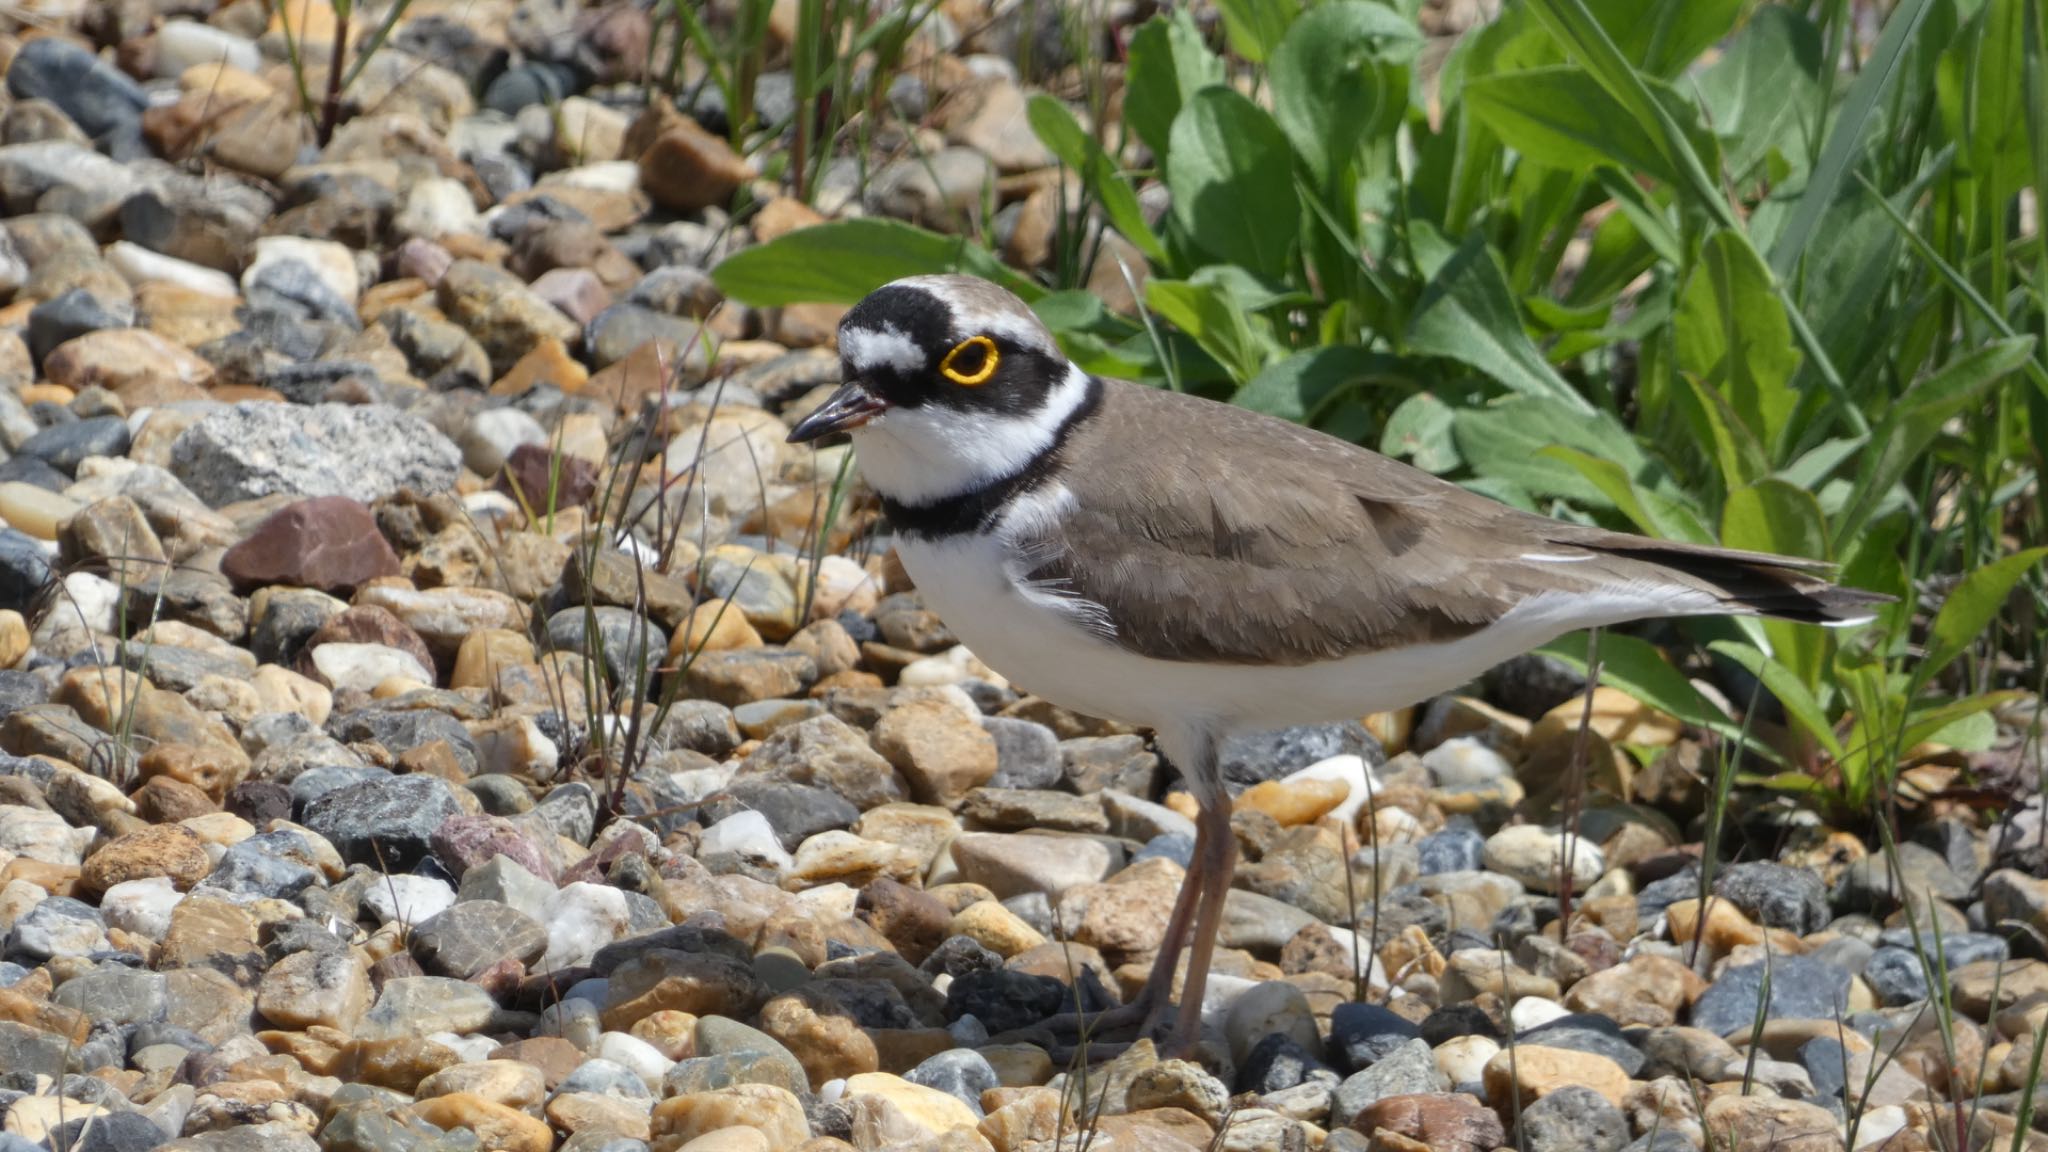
[{"left": 839, "top": 323, "right": 924, "bottom": 375}]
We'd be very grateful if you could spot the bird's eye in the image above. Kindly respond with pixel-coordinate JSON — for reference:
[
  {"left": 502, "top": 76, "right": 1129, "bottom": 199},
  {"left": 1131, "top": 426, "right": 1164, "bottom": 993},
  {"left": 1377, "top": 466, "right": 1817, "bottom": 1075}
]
[{"left": 939, "top": 336, "right": 999, "bottom": 386}]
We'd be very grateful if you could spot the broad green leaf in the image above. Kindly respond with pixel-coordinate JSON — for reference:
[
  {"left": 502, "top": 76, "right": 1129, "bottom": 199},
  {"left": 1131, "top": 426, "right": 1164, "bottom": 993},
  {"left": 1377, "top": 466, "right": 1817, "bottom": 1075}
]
[
  {"left": 1165, "top": 88, "right": 1301, "bottom": 281},
  {"left": 1722, "top": 479, "right": 1827, "bottom": 562},
  {"left": 1270, "top": 2, "right": 1420, "bottom": 185},
  {"left": 1676, "top": 373, "right": 1771, "bottom": 492},
  {"left": 1541, "top": 632, "right": 1768, "bottom": 754},
  {"left": 1937, "top": 0, "right": 2032, "bottom": 196},
  {"left": 1917, "top": 547, "right": 2048, "bottom": 689},
  {"left": 1541, "top": 446, "right": 1713, "bottom": 543},
  {"left": 1189, "top": 264, "right": 1305, "bottom": 314},
  {"left": 1833, "top": 337, "right": 2036, "bottom": 546},
  {"left": 1213, "top": 0, "right": 1295, "bottom": 64},
  {"left": 1452, "top": 396, "right": 1644, "bottom": 506},
  {"left": 1123, "top": 13, "right": 1223, "bottom": 169},
  {"left": 1145, "top": 278, "right": 1270, "bottom": 384},
  {"left": 1379, "top": 391, "right": 1461, "bottom": 473},
  {"left": 1675, "top": 231, "right": 1801, "bottom": 457},
  {"left": 1898, "top": 691, "right": 2027, "bottom": 751},
  {"left": 1235, "top": 346, "right": 1400, "bottom": 423},
  {"left": 1919, "top": 709, "right": 1998, "bottom": 752},
  {"left": 1708, "top": 639, "right": 1844, "bottom": 760},
  {"left": 1722, "top": 479, "right": 1830, "bottom": 690},
  {"left": 1406, "top": 233, "right": 1591, "bottom": 411},
  {"left": 1030, "top": 289, "right": 1107, "bottom": 332},
  {"left": 1696, "top": 5, "right": 1824, "bottom": 182},
  {"left": 1464, "top": 66, "right": 1713, "bottom": 183},
  {"left": 1586, "top": 0, "right": 1745, "bottom": 78},
  {"left": 1026, "top": 95, "right": 1167, "bottom": 265},
  {"left": 711, "top": 219, "right": 1035, "bottom": 306}
]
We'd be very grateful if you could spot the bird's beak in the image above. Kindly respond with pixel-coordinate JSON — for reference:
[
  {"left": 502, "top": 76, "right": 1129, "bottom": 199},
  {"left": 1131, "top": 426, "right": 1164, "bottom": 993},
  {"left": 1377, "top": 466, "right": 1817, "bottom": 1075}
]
[{"left": 786, "top": 380, "right": 888, "bottom": 443}]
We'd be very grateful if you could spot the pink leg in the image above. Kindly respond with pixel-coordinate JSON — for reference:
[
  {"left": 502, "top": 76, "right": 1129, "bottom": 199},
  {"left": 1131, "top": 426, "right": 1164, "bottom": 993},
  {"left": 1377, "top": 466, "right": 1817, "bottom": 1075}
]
[{"left": 1161, "top": 795, "right": 1235, "bottom": 1058}]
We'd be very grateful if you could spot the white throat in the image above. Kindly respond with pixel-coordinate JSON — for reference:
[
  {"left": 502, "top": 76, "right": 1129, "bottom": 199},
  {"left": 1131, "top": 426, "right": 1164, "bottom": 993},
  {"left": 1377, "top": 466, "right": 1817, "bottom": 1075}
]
[{"left": 849, "top": 362, "right": 1094, "bottom": 507}]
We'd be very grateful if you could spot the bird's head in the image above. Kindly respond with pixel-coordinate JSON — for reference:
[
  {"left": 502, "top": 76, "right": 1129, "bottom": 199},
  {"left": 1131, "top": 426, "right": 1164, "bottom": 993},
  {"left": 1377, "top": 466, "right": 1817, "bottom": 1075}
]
[{"left": 787, "top": 275, "right": 1094, "bottom": 506}]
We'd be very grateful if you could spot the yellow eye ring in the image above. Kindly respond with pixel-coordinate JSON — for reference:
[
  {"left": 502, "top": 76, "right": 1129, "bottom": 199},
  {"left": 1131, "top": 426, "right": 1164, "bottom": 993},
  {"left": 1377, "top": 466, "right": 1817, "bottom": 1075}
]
[{"left": 939, "top": 335, "right": 1000, "bottom": 386}]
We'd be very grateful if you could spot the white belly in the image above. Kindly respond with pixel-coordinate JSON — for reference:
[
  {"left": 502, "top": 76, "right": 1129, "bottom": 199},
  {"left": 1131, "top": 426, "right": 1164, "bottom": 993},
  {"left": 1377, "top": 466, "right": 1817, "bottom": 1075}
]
[{"left": 894, "top": 532, "right": 1598, "bottom": 738}]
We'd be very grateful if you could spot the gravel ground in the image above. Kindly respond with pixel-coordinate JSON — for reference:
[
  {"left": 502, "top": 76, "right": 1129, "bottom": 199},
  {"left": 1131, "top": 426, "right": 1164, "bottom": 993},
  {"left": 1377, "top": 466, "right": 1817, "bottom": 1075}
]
[{"left": 0, "top": 3, "right": 2042, "bottom": 1152}]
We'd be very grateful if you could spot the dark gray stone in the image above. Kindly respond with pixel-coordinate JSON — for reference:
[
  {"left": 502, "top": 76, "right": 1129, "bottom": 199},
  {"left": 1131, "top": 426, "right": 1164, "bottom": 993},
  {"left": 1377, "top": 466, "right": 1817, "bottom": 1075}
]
[
  {"left": 943, "top": 968, "right": 1067, "bottom": 1034},
  {"left": 303, "top": 774, "right": 463, "bottom": 870},
  {"left": 1417, "top": 825, "right": 1485, "bottom": 875},
  {"left": 1690, "top": 956, "right": 1852, "bottom": 1037},
  {"left": 1863, "top": 932, "right": 2008, "bottom": 1006},
  {"left": 1833, "top": 842, "right": 1971, "bottom": 913},
  {"left": 1799, "top": 1036, "right": 1849, "bottom": 1099},
  {"left": 202, "top": 830, "right": 321, "bottom": 900},
  {"left": 982, "top": 716, "right": 1062, "bottom": 790},
  {"left": 1519, "top": 1083, "right": 1628, "bottom": 1152},
  {"left": 327, "top": 709, "right": 480, "bottom": 775},
  {"left": 0, "top": 530, "right": 50, "bottom": 613},
  {"left": 245, "top": 260, "right": 360, "bottom": 330},
  {"left": 1330, "top": 1001, "right": 1421, "bottom": 1073},
  {"left": 649, "top": 699, "right": 741, "bottom": 758},
  {"left": 27, "top": 288, "right": 131, "bottom": 362},
  {"left": 1519, "top": 1015, "right": 1646, "bottom": 1077},
  {"left": 1329, "top": 1038, "right": 1448, "bottom": 1129},
  {"left": 1238, "top": 1032, "right": 1334, "bottom": 1094},
  {"left": 1715, "top": 861, "right": 1830, "bottom": 934},
  {"left": 290, "top": 765, "right": 393, "bottom": 813},
  {"left": 700, "top": 780, "right": 858, "bottom": 853},
  {"left": 50, "top": 968, "right": 165, "bottom": 1025},
  {"left": 1217, "top": 721, "right": 1383, "bottom": 792},
  {"left": 5, "top": 38, "right": 146, "bottom": 138},
  {"left": 17, "top": 415, "right": 129, "bottom": 475},
  {"left": 545, "top": 606, "right": 665, "bottom": 696},
  {"left": 411, "top": 900, "right": 546, "bottom": 979},
  {"left": 905, "top": 1049, "right": 997, "bottom": 1115},
  {"left": 52, "top": 1106, "right": 166, "bottom": 1152}
]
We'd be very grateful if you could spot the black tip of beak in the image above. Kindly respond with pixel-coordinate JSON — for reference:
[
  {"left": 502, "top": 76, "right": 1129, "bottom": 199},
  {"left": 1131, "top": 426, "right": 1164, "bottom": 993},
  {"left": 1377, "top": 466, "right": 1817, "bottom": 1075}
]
[{"left": 787, "top": 381, "right": 887, "bottom": 444}]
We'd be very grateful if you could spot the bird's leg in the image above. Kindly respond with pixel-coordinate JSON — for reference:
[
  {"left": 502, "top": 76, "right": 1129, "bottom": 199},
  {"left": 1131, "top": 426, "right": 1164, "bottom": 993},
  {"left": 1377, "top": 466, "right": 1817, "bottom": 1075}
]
[
  {"left": 1159, "top": 793, "right": 1237, "bottom": 1059},
  {"left": 992, "top": 805, "right": 1210, "bottom": 1049}
]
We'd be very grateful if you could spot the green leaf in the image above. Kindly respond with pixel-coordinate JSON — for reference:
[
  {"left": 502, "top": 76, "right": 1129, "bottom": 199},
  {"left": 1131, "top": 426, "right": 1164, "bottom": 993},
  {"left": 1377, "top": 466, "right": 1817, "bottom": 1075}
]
[
  {"left": 1674, "top": 231, "right": 1801, "bottom": 457},
  {"left": 1676, "top": 373, "right": 1771, "bottom": 492},
  {"left": 1708, "top": 639, "right": 1844, "bottom": 760},
  {"left": 1767, "top": 0, "right": 1939, "bottom": 278},
  {"left": 1918, "top": 547, "right": 2048, "bottom": 690},
  {"left": 1452, "top": 396, "right": 1644, "bottom": 506},
  {"left": 1269, "top": 2, "right": 1419, "bottom": 185},
  {"left": 1213, "top": 0, "right": 1295, "bottom": 64},
  {"left": 711, "top": 219, "right": 1035, "bottom": 306},
  {"left": 1144, "top": 278, "right": 1270, "bottom": 384},
  {"left": 1124, "top": 13, "right": 1223, "bottom": 169},
  {"left": 1919, "top": 709, "right": 1998, "bottom": 753},
  {"left": 1695, "top": 5, "right": 1824, "bottom": 183},
  {"left": 1464, "top": 66, "right": 1712, "bottom": 183},
  {"left": 1026, "top": 95, "right": 1167, "bottom": 265},
  {"left": 1235, "top": 345, "right": 1400, "bottom": 423},
  {"left": 1541, "top": 446, "right": 1713, "bottom": 543},
  {"left": 1584, "top": 0, "right": 1745, "bottom": 78},
  {"left": 1937, "top": 0, "right": 2032, "bottom": 196},
  {"left": 1898, "top": 691, "right": 2027, "bottom": 751},
  {"left": 1722, "top": 479, "right": 1830, "bottom": 690},
  {"left": 1541, "top": 632, "right": 1769, "bottom": 755},
  {"left": 1379, "top": 391, "right": 1461, "bottom": 473},
  {"left": 1165, "top": 87, "right": 1301, "bottom": 280},
  {"left": 1405, "top": 233, "right": 1591, "bottom": 411},
  {"left": 1833, "top": 337, "right": 2036, "bottom": 546}
]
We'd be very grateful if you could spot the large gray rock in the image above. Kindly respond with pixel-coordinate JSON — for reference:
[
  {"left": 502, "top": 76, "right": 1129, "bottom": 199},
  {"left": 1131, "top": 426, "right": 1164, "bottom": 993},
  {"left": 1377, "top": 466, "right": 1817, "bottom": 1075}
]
[{"left": 170, "top": 403, "right": 461, "bottom": 507}]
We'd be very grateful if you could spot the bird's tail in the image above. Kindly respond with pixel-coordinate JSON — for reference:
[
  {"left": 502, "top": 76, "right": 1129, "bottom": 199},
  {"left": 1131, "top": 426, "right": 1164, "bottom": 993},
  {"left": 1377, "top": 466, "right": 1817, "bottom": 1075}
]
[{"left": 1566, "top": 533, "right": 1893, "bottom": 627}]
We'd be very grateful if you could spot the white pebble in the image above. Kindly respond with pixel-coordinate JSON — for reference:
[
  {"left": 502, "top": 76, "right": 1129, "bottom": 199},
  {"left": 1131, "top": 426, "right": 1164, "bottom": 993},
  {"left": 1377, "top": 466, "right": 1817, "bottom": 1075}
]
[
  {"left": 697, "top": 810, "right": 793, "bottom": 876},
  {"left": 105, "top": 241, "right": 239, "bottom": 297},
  {"left": 243, "top": 236, "right": 361, "bottom": 306},
  {"left": 1421, "top": 737, "right": 1514, "bottom": 787},
  {"left": 1507, "top": 996, "right": 1570, "bottom": 1031},
  {"left": 431, "top": 1032, "right": 500, "bottom": 1062},
  {"left": 309, "top": 642, "right": 434, "bottom": 695},
  {"left": 153, "top": 21, "right": 261, "bottom": 75},
  {"left": 540, "top": 882, "right": 631, "bottom": 971},
  {"left": 1434, "top": 1034, "right": 1499, "bottom": 1085},
  {"left": 594, "top": 1031, "right": 673, "bottom": 1090},
  {"left": 395, "top": 178, "right": 483, "bottom": 240},
  {"left": 361, "top": 874, "right": 456, "bottom": 926},
  {"left": 100, "top": 877, "right": 184, "bottom": 941}
]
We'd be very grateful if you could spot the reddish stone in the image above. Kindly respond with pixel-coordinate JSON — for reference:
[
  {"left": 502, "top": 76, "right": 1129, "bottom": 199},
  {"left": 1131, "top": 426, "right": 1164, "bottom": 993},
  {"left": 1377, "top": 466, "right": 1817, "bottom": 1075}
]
[
  {"left": 430, "top": 814, "right": 556, "bottom": 882},
  {"left": 294, "top": 605, "right": 436, "bottom": 680},
  {"left": 1350, "top": 1094, "right": 1504, "bottom": 1152},
  {"left": 219, "top": 496, "right": 400, "bottom": 595},
  {"left": 497, "top": 442, "right": 599, "bottom": 513}
]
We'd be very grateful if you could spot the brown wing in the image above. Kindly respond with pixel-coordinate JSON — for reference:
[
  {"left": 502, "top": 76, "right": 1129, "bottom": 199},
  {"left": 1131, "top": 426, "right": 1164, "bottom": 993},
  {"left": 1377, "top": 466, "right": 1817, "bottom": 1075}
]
[{"left": 1031, "top": 380, "right": 1884, "bottom": 666}]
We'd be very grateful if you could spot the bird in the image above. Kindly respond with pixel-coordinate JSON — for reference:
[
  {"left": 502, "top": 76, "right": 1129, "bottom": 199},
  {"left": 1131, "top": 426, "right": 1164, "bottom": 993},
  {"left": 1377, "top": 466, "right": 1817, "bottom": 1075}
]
[{"left": 786, "top": 273, "right": 1889, "bottom": 1058}]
